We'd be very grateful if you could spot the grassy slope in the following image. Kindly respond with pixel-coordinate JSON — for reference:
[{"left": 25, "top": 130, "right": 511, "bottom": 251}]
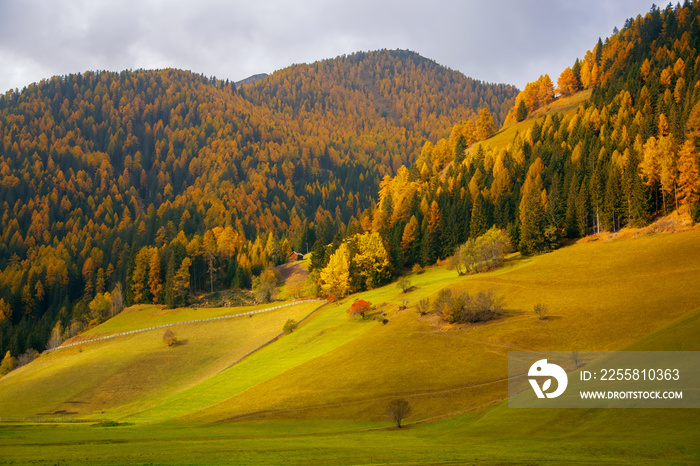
[
  {"left": 1, "top": 229, "right": 699, "bottom": 464},
  {"left": 1, "top": 303, "right": 698, "bottom": 464},
  {"left": 179, "top": 229, "right": 700, "bottom": 425},
  {"left": 0, "top": 301, "right": 321, "bottom": 419}
]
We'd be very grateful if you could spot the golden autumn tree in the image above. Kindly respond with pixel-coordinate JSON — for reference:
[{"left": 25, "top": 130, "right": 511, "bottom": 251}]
[
  {"left": 537, "top": 74, "right": 555, "bottom": 108},
  {"left": 131, "top": 246, "right": 151, "bottom": 303},
  {"left": 148, "top": 248, "right": 162, "bottom": 304},
  {"left": 0, "top": 299, "right": 11, "bottom": 324},
  {"left": 677, "top": 141, "right": 699, "bottom": 213},
  {"left": 401, "top": 215, "right": 420, "bottom": 264},
  {"left": 557, "top": 67, "right": 579, "bottom": 96},
  {"left": 476, "top": 108, "right": 497, "bottom": 141},
  {"left": 0, "top": 351, "right": 17, "bottom": 376},
  {"left": 640, "top": 136, "right": 662, "bottom": 212},
  {"left": 171, "top": 257, "right": 191, "bottom": 307},
  {"left": 320, "top": 243, "right": 350, "bottom": 298},
  {"left": 349, "top": 232, "right": 392, "bottom": 291}
]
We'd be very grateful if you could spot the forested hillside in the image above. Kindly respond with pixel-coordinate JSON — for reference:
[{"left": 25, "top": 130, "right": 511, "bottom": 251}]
[
  {"left": 0, "top": 50, "right": 517, "bottom": 355},
  {"left": 335, "top": 1, "right": 700, "bottom": 280}
]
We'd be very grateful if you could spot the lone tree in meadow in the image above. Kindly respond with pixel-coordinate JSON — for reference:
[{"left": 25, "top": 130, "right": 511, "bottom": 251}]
[
  {"left": 347, "top": 299, "right": 371, "bottom": 320},
  {"left": 163, "top": 329, "right": 178, "bottom": 347},
  {"left": 386, "top": 398, "right": 411, "bottom": 428},
  {"left": 534, "top": 303, "right": 548, "bottom": 320},
  {"left": 396, "top": 276, "right": 412, "bottom": 293}
]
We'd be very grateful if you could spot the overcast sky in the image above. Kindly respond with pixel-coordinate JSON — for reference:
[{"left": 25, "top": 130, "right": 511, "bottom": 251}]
[{"left": 0, "top": 0, "right": 655, "bottom": 93}]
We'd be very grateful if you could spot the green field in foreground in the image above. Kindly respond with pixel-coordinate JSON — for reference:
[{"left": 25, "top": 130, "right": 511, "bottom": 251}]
[
  {"left": 1, "top": 399, "right": 698, "bottom": 464},
  {"left": 1, "top": 228, "right": 699, "bottom": 464}
]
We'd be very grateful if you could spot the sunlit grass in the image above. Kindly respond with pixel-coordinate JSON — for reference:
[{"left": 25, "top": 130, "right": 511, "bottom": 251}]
[
  {"left": 1, "top": 228, "right": 699, "bottom": 464},
  {"left": 0, "top": 301, "right": 320, "bottom": 419}
]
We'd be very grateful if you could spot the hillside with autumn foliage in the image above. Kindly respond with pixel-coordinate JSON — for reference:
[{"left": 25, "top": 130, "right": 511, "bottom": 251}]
[
  {"left": 354, "top": 1, "right": 700, "bottom": 275},
  {"left": 0, "top": 50, "right": 517, "bottom": 355}
]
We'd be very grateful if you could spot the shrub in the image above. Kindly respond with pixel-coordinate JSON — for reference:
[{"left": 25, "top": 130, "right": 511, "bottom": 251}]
[
  {"left": 534, "top": 303, "right": 548, "bottom": 320},
  {"left": 448, "top": 227, "right": 512, "bottom": 276},
  {"left": 163, "top": 329, "right": 178, "bottom": 347},
  {"left": 16, "top": 348, "right": 38, "bottom": 367},
  {"left": 417, "top": 297, "right": 430, "bottom": 316},
  {"left": 283, "top": 319, "right": 298, "bottom": 333},
  {"left": 433, "top": 289, "right": 503, "bottom": 323}
]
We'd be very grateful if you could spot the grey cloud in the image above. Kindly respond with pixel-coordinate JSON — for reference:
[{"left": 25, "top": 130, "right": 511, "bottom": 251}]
[{"left": 0, "top": 0, "right": 655, "bottom": 92}]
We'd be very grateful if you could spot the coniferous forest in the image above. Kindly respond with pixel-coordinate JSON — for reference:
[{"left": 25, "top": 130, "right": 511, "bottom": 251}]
[{"left": 2, "top": 3, "right": 700, "bottom": 359}]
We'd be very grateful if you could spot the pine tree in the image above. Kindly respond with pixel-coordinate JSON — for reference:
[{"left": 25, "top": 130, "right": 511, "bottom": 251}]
[
  {"left": 401, "top": 215, "right": 420, "bottom": 266},
  {"left": 426, "top": 200, "right": 442, "bottom": 262},
  {"left": 131, "top": 247, "right": 151, "bottom": 304},
  {"left": 516, "top": 99, "right": 528, "bottom": 122},
  {"left": 624, "top": 154, "right": 649, "bottom": 227},
  {"left": 171, "top": 257, "right": 191, "bottom": 307},
  {"left": 518, "top": 187, "right": 547, "bottom": 254},
  {"left": 518, "top": 159, "right": 548, "bottom": 253},
  {"left": 470, "top": 193, "right": 489, "bottom": 238},
  {"left": 576, "top": 177, "right": 590, "bottom": 237},
  {"left": 565, "top": 177, "right": 580, "bottom": 237}
]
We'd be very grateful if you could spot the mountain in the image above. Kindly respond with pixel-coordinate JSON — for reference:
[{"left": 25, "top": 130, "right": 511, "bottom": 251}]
[
  {"left": 234, "top": 73, "right": 268, "bottom": 87},
  {"left": 0, "top": 50, "right": 518, "bottom": 355}
]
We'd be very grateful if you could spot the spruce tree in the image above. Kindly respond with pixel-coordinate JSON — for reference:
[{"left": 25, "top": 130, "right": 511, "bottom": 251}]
[{"left": 515, "top": 100, "right": 527, "bottom": 121}]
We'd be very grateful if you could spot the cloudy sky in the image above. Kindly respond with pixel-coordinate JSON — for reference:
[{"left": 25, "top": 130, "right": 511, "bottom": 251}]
[{"left": 0, "top": 0, "right": 655, "bottom": 93}]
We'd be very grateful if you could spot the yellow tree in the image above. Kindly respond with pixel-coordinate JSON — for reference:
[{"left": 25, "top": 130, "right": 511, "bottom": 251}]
[
  {"left": 401, "top": 215, "right": 419, "bottom": 260},
  {"left": 580, "top": 61, "right": 592, "bottom": 89},
  {"left": 0, "top": 298, "right": 11, "bottom": 324},
  {"left": 557, "top": 67, "right": 579, "bottom": 96},
  {"left": 537, "top": 74, "right": 555, "bottom": 108},
  {"left": 640, "top": 58, "right": 651, "bottom": 82},
  {"left": 172, "top": 257, "right": 191, "bottom": 307},
  {"left": 0, "top": 351, "right": 17, "bottom": 376},
  {"left": 476, "top": 108, "right": 497, "bottom": 141},
  {"left": 320, "top": 243, "right": 350, "bottom": 298},
  {"left": 640, "top": 136, "right": 665, "bottom": 213},
  {"left": 350, "top": 232, "right": 392, "bottom": 290},
  {"left": 131, "top": 246, "right": 151, "bottom": 303},
  {"left": 677, "top": 141, "right": 699, "bottom": 213},
  {"left": 148, "top": 248, "right": 162, "bottom": 304},
  {"left": 658, "top": 135, "right": 678, "bottom": 212}
]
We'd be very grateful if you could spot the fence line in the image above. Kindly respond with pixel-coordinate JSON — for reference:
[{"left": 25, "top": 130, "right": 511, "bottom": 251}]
[
  {"left": 47, "top": 300, "right": 326, "bottom": 352},
  {"left": 217, "top": 300, "right": 328, "bottom": 374},
  {"left": 0, "top": 417, "right": 107, "bottom": 423}
]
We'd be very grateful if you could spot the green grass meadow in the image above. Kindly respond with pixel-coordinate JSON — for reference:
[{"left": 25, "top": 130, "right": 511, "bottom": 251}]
[{"left": 1, "top": 229, "right": 699, "bottom": 464}]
